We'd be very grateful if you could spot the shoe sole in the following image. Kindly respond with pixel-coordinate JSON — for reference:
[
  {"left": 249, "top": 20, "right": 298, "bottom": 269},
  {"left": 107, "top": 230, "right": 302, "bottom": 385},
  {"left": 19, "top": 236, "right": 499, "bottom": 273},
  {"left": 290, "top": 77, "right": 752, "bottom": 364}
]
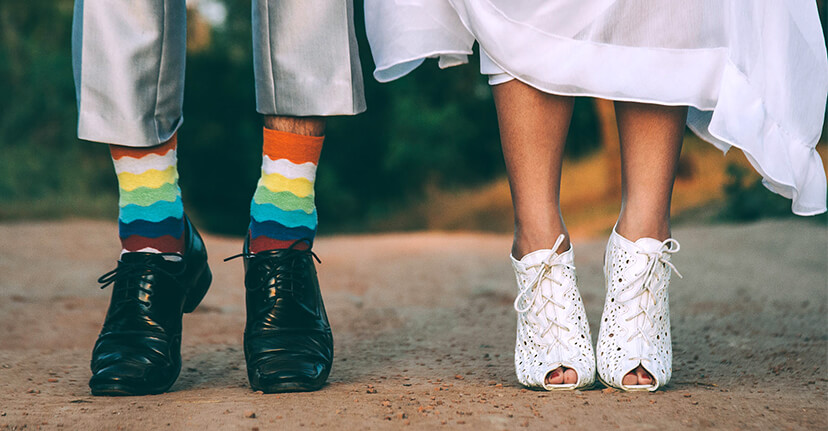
[
  {"left": 248, "top": 368, "right": 331, "bottom": 394},
  {"left": 520, "top": 379, "right": 597, "bottom": 392},
  {"left": 252, "top": 381, "right": 327, "bottom": 393},
  {"left": 90, "top": 382, "right": 174, "bottom": 397},
  {"left": 521, "top": 384, "right": 594, "bottom": 392},
  {"left": 596, "top": 374, "right": 658, "bottom": 392}
]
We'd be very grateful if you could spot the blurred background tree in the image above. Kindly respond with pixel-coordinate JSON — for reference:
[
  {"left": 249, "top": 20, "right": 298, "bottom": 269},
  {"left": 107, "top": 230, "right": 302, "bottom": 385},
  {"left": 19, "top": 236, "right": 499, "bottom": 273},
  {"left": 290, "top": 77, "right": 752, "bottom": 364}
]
[
  {"left": 0, "top": 0, "right": 824, "bottom": 236},
  {"left": 0, "top": 0, "right": 115, "bottom": 217}
]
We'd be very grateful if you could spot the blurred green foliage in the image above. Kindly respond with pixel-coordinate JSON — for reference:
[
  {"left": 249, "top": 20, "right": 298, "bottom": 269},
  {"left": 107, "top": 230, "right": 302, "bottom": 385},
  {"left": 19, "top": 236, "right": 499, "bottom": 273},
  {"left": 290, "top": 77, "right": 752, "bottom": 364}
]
[
  {"left": 721, "top": 163, "right": 792, "bottom": 221},
  {"left": 0, "top": 0, "right": 601, "bottom": 234},
  {"left": 720, "top": 162, "right": 826, "bottom": 223},
  {"left": 0, "top": 0, "right": 115, "bottom": 218}
]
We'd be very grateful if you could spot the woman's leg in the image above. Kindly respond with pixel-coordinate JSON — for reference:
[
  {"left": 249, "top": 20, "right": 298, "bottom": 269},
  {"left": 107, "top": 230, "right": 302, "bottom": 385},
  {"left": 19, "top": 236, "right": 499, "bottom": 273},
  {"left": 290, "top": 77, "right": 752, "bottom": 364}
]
[
  {"left": 492, "top": 80, "right": 576, "bottom": 385},
  {"left": 613, "top": 101, "right": 687, "bottom": 385},
  {"left": 492, "top": 80, "right": 574, "bottom": 258}
]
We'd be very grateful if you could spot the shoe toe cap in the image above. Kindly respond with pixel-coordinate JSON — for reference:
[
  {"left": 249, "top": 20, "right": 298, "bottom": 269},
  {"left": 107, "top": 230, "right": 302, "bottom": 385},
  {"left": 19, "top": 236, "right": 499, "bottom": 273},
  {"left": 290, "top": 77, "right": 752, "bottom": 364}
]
[
  {"left": 90, "top": 352, "right": 180, "bottom": 395},
  {"left": 90, "top": 363, "right": 177, "bottom": 395},
  {"left": 252, "top": 358, "right": 328, "bottom": 389},
  {"left": 246, "top": 333, "right": 333, "bottom": 392}
]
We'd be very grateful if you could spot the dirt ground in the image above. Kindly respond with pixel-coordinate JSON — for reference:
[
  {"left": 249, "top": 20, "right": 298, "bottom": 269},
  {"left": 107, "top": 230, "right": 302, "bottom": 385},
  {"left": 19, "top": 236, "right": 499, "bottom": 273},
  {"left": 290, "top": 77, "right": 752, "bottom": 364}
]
[{"left": 0, "top": 218, "right": 825, "bottom": 430}]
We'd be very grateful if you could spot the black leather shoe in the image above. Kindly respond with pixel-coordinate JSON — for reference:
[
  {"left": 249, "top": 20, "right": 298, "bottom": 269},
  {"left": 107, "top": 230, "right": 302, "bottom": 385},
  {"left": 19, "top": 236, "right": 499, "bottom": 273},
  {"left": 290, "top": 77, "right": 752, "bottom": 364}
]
[
  {"left": 231, "top": 239, "right": 333, "bottom": 393},
  {"left": 89, "top": 216, "right": 212, "bottom": 396}
]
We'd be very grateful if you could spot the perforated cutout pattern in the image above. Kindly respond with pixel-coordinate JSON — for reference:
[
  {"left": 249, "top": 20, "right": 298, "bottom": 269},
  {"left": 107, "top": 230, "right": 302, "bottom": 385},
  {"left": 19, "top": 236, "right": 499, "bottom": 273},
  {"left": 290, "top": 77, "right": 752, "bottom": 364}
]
[
  {"left": 596, "top": 230, "right": 679, "bottom": 391},
  {"left": 512, "top": 244, "right": 595, "bottom": 390}
]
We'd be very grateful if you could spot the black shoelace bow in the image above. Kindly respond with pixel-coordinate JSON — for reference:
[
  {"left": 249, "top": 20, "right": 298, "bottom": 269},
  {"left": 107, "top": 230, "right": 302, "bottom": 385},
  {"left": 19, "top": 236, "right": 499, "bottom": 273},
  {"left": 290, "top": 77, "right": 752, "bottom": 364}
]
[
  {"left": 97, "top": 253, "right": 187, "bottom": 289},
  {"left": 96, "top": 253, "right": 187, "bottom": 320},
  {"left": 224, "top": 239, "right": 321, "bottom": 297}
]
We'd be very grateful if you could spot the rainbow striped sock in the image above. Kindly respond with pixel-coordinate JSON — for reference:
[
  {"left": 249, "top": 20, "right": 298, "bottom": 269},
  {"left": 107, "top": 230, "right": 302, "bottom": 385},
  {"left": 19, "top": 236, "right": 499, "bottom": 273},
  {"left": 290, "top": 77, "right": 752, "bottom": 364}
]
[
  {"left": 111, "top": 136, "right": 185, "bottom": 255},
  {"left": 249, "top": 128, "right": 322, "bottom": 252}
]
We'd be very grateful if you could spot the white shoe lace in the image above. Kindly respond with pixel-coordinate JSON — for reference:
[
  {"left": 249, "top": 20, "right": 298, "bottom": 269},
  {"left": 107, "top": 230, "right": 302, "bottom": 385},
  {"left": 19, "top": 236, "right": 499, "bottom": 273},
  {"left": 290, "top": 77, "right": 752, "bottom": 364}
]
[
  {"left": 513, "top": 234, "right": 576, "bottom": 352},
  {"left": 616, "top": 238, "right": 682, "bottom": 349}
]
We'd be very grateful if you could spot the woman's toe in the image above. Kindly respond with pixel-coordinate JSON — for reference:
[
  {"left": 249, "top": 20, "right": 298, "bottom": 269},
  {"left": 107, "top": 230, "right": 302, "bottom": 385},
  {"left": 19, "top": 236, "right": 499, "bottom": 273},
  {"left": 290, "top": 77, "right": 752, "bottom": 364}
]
[
  {"left": 563, "top": 368, "right": 578, "bottom": 385},
  {"left": 636, "top": 367, "right": 653, "bottom": 385},
  {"left": 622, "top": 371, "right": 638, "bottom": 386},
  {"left": 545, "top": 367, "right": 564, "bottom": 385}
]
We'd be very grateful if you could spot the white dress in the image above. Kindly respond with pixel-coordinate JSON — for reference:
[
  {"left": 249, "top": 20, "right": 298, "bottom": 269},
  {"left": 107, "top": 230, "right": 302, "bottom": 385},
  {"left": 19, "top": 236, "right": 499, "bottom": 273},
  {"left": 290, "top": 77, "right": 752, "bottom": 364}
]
[{"left": 365, "top": 0, "right": 828, "bottom": 215}]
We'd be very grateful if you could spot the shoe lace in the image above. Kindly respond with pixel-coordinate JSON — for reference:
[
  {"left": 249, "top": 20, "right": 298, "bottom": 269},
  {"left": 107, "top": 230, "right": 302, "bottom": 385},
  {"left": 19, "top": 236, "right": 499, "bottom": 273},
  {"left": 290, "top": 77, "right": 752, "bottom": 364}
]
[
  {"left": 96, "top": 253, "right": 186, "bottom": 319},
  {"left": 618, "top": 238, "right": 682, "bottom": 347},
  {"left": 224, "top": 238, "right": 321, "bottom": 296},
  {"left": 513, "top": 235, "right": 575, "bottom": 351}
]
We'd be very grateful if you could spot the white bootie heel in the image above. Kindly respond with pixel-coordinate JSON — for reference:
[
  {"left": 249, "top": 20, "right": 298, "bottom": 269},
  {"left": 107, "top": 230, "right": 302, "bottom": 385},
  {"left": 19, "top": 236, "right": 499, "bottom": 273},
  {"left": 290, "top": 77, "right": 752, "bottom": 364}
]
[
  {"left": 596, "top": 229, "right": 682, "bottom": 391},
  {"left": 512, "top": 235, "right": 596, "bottom": 390}
]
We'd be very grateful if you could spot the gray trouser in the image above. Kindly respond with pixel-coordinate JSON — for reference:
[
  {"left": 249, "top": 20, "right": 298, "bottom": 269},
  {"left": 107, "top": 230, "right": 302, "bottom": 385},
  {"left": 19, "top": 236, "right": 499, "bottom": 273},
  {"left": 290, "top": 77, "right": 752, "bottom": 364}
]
[{"left": 73, "top": 0, "right": 366, "bottom": 147}]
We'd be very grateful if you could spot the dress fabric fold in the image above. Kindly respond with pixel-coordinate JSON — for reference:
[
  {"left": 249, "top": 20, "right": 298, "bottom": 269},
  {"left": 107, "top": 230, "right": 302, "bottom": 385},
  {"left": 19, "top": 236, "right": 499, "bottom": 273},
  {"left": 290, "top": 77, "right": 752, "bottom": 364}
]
[{"left": 365, "top": 0, "right": 828, "bottom": 215}]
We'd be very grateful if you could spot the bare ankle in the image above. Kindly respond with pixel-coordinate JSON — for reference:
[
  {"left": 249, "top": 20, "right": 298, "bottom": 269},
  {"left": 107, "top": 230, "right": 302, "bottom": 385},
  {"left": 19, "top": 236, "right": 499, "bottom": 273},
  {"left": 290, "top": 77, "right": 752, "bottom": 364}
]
[
  {"left": 615, "top": 213, "right": 671, "bottom": 241},
  {"left": 512, "top": 228, "right": 570, "bottom": 259}
]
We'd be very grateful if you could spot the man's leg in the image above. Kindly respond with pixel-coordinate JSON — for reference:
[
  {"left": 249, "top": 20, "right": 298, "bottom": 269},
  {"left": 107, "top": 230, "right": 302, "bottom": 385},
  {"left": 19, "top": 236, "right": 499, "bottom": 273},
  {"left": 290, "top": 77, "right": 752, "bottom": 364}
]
[
  {"left": 74, "top": 0, "right": 212, "bottom": 396},
  {"left": 240, "top": 0, "right": 365, "bottom": 393},
  {"left": 74, "top": 0, "right": 189, "bottom": 254}
]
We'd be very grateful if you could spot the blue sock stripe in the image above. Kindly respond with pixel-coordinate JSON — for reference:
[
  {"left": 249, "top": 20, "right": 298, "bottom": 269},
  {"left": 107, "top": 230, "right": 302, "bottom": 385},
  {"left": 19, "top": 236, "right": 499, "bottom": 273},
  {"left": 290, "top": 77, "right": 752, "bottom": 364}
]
[
  {"left": 119, "top": 217, "right": 185, "bottom": 239},
  {"left": 250, "top": 203, "right": 317, "bottom": 229},
  {"left": 119, "top": 197, "right": 184, "bottom": 224},
  {"left": 249, "top": 220, "right": 315, "bottom": 241}
]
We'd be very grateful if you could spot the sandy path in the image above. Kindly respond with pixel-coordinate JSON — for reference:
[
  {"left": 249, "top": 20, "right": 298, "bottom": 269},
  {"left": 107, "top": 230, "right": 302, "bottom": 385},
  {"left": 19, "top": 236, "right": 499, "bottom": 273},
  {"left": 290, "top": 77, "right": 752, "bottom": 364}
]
[{"left": 0, "top": 219, "right": 825, "bottom": 430}]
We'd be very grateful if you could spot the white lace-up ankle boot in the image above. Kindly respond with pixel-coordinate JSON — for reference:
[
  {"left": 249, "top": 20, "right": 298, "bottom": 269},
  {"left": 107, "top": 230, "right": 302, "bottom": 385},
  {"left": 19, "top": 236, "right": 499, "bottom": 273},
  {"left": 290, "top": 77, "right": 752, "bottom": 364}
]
[
  {"left": 596, "top": 229, "right": 682, "bottom": 391},
  {"left": 512, "top": 235, "right": 595, "bottom": 390}
]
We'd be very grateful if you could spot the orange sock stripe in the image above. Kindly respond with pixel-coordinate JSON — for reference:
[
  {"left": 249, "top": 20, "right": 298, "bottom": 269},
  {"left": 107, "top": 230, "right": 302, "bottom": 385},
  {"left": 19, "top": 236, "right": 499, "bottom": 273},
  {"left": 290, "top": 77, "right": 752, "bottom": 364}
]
[
  {"left": 111, "top": 135, "right": 178, "bottom": 160},
  {"left": 262, "top": 128, "right": 323, "bottom": 165}
]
